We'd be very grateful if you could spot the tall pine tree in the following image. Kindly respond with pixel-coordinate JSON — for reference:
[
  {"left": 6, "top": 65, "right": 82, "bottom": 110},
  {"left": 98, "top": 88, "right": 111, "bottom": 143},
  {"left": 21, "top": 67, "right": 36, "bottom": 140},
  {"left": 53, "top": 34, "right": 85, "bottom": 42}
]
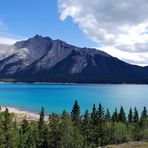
[
  {"left": 90, "top": 104, "right": 98, "bottom": 145},
  {"left": 140, "top": 106, "right": 148, "bottom": 128},
  {"left": 141, "top": 106, "right": 147, "bottom": 119},
  {"left": 128, "top": 108, "right": 133, "bottom": 124},
  {"left": 105, "top": 108, "right": 111, "bottom": 122},
  {"left": 96, "top": 103, "right": 106, "bottom": 146},
  {"left": 18, "top": 119, "right": 35, "bottom": 148},
  {"left": 112, "top": 108, "right": 118, "bottom": 122},
  {"left": 49, "top": 113, "right": 62, "bottom": 148},
  {"left": 91, "top": 104, "right": 97, "bottom": 126},
  {"left": 81, "top": 109, "right": 92, "bottom": 147},
  {"left": 118, "top": 106, "right": 126, "bottom": 123},
  {"left": 2, "top": 108, "right": 15, "bottom": 148},
  {"left": 60, "top": 110, "right": 74, "bottom": 148},
  {"left": 38, "top": 107, "right": 47, "bottom": 148},
  {"left": 133, "top": 107, "right": 139, "bottom": 124},
  {"left": 71, "top": 100, "right": 81, "bottom": 127}
]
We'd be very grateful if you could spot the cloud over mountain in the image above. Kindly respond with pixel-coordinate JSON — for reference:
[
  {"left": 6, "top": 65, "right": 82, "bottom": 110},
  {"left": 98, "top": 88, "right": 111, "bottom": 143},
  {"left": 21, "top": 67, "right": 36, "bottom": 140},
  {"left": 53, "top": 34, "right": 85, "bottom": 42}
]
[
  {"left": 0, "top": 20, "right": 24, "bottom": 44},
  {"left": 58, "top": 0, "right": 148, "bottom": 65}
]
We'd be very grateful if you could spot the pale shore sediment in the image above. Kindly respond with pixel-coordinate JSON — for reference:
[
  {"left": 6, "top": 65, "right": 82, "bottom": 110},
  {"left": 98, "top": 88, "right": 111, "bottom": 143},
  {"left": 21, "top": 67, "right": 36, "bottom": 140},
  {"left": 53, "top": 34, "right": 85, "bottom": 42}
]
[{"left": 1, "top": 106, "right": 48, "bottom": 122}]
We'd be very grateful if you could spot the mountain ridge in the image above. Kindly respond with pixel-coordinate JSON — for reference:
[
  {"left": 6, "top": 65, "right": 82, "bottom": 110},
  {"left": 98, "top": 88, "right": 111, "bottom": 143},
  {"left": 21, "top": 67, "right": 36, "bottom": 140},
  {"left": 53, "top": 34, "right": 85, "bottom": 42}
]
[{"left": 0, "top": 35, "right": 148, "bottom": 84}]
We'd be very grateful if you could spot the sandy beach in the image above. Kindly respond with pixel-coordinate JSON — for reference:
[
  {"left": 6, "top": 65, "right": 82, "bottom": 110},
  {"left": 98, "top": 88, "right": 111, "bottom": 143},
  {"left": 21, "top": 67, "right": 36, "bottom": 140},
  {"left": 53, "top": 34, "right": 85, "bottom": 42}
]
[{"left": 1, "top": 106, "right": 48, "bottom": 122}]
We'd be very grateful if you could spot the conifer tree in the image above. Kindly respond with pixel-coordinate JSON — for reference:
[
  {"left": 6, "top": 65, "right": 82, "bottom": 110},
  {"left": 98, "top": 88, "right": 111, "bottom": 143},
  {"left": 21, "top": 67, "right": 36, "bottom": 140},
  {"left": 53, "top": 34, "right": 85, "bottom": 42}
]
[
  {"left": 140, "top": 106, "right": 148, "bottom": 128},
  {"left": 141, "top": 106, "right": 147, "bottom": 119},
  {"left": 133, "top": 107, "right": 139, "bottom": 124},
  {"left": 118, "top": 106, "right": 126, "bottom": 123},
  {"left": 18, "top": 119, "right": 33, "bottom": 148},
  {"left": 0, "top": 104, "right": 147, "bottom": 147},
  {"left": 90, "top": 104, "right": 98, "bottom": 146},
  {"left": 105, "top": 108, "right": 111, "bottom": 122},
  {"left": 112, "top": 108, "right": 118, "bottom": 122},
  {"left": 72, "top": 126, "right": 84, "bottom": 148},
  {"left": 128, "top": 108, "right": 133, "bottom": 124},
  {"left": 60, "top": 110, "right": 74, "bottom": 148},
  {"left": 38, "top": 107, "right": 46, "bottom": 148},
  {"left": 71, "top": 100, "right": 81, "bottom": 127},
  {"left": 132, "top": 123, "right": 143, "bottom": 141},
  {"left": 43, "top": 126, "right": 50, "bottom": 148},
  {"left": 91, "top": 104, "right": 97, "bottom": 126},
  {"left": 49, "top": 113, "right": 62, "bottom": 148},
  {"left": 96, "top": 103, "right": 106, "bottom": 146},
  {"left": 2, "top": 108, "right": 15, "bottom": 148},
  {"left": 81, "top": 109, "right": 92, "bottom": 147},
  {"left": 21, "top": 119, "right": 29, "bottom": 134},
  {"left": 132, "top": 107, "right": 141, "bottom": 141}
]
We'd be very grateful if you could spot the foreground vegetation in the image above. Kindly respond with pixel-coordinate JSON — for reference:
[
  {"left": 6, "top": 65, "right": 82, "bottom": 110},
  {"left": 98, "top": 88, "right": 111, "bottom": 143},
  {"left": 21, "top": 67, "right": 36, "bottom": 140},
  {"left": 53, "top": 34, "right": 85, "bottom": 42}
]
[
  {"left": 107, "top": 142, "right": 148, "bottom": 148},
  {"left": 0, "top": 101, "right": 148, "bottom": 148}
]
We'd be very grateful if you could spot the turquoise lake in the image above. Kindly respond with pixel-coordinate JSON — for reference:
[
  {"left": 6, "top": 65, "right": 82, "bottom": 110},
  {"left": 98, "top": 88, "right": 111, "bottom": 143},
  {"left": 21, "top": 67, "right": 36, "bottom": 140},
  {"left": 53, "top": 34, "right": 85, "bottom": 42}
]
[{"left": 0, "top": 83, "right": 147, "bottom": 114}]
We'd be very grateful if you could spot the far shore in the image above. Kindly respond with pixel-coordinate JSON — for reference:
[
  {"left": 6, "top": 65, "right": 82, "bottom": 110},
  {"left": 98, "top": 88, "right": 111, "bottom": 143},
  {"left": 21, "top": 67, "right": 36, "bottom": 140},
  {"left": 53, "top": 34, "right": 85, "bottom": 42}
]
[
  {"left": 0, "top": 81, "right": 148, "bottom": 85},
  {"left": 1, "top": 106, "right": 48, "bottom": 122}
]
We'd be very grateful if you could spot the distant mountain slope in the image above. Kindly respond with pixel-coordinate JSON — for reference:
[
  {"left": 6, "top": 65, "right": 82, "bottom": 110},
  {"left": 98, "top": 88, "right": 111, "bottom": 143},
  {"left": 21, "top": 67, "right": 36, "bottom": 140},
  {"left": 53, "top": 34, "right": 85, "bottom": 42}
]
[{"left": 0, "top": 35, "right": 148, "bottom": 83}]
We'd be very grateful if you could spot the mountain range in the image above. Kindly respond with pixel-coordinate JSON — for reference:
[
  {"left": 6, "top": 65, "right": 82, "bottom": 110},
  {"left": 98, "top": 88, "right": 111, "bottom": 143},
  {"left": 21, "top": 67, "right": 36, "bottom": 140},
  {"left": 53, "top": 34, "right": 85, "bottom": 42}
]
[{"left": 0, "top": 35, "right": 148, "bottom": 84}]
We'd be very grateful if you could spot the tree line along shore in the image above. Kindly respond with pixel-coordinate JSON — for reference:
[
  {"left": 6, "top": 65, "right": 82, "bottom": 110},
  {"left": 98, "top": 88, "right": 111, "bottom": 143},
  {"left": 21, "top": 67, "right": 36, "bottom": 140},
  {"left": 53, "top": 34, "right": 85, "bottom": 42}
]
[{"left": 0, "top": 101, "right": 148, "bottom": 148}]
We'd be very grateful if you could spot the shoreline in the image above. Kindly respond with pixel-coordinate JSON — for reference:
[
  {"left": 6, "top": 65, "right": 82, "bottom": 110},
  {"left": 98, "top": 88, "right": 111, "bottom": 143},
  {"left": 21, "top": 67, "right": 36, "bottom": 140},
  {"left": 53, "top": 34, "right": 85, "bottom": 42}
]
[
  {"left": 0, "top": 81, "right": 148, "bottom": 85},
  {"left": 1, "top": 106, "right": 48, "bottom": 121}
]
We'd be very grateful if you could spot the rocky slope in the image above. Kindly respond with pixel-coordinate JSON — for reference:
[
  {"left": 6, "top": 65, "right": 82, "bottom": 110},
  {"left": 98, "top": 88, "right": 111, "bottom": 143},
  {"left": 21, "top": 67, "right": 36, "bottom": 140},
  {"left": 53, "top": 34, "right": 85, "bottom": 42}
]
[{"left": 0, "top": 35, "right": 148, "bottom": 83}]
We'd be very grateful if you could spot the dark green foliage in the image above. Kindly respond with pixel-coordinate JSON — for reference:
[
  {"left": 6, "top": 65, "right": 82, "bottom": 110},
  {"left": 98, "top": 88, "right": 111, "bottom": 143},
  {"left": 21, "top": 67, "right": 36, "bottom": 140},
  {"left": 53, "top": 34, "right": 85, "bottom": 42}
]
[
  {"left": 18, "top": 119, "right": 29, "bottom": 147},
  {"left": 105, "top": 108, "right": 111, "bottom": 122},
  {"left": 142, "top": 128, "right": 148, "bottom": 141},
  {"left": 96, "top": 103, "right": 106, "bottom": 146},
  {"left": 128, "top": 108, "right": 133, "bottom": 124},
  {"left": 112, "top": 108, "right": 118, "bottom": 122},
  {"left": 71, "top": 100, "right": 81, "bottom": 127},
  {"left": 140, "top": 106, "right": 148, "bottom": 128},
  {"left": 141, "top": 106, "right": 147, "bottom": 118},
  {"left": 0, "top": 101, "right": 147, "bottom": 147},
  {"left": 42, "top": 126, "right": 50, "bottom": 148},
  {"left": 113, "top": 122, "right": 128, "bottom": 143},
  {"left": 91, "top": 104, "right": 97, "bottom": 126},
  {"left": 21, "top": 119, "right": 29, "bottom": 134},
  {"left": 18, "top": 119, "right": 36, "bottom": 148},
  {"left": 104, "top": 122, "right": 113, "bottom": 145},
  {"left": 72, "top": 126, "right": 84, "bottom": 148},
  {"left": 48, "top": 113, "right": 62, "bottom": 148},
  {"left": 81, "top": 109, "right": 92, "bottom": 147},
  {"left": 118, "top": 106, "right": 126, "bottom": 123},
  {"left": 133, "top": 107, "right": 139, "bottom": 124},
  {"left": 37, "top": 107, "right": 48, "bottom": 148},
  {"left": 90, "top": 104, "right": 98, "bottom": 146},
  {"left": 132, "top": 123, "right": 143, "bottom": 141},
  {"left": 1, "top": 108, "right": 16, "bottom": 147},
  {"left": 60, "top": 110, "right": 74, "bottom": 148}
]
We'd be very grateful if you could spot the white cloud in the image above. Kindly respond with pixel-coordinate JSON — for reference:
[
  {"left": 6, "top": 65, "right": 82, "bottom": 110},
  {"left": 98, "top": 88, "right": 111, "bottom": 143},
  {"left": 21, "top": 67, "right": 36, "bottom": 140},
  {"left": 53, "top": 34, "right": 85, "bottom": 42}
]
[
  {"left": 58, "top": 0, "right": 148, "bottom": 66},
  {"left": 0, "top": 20, "right": 24, "bottom": 45},
  {"left": 0, "top": 36, "right": 20, "bottom": 44},
  {"left": 0, "top": 32, "right": 24, "bottom": 45},
  {"left": 0, "top": 32, "right": 25, "bottom": 45}
]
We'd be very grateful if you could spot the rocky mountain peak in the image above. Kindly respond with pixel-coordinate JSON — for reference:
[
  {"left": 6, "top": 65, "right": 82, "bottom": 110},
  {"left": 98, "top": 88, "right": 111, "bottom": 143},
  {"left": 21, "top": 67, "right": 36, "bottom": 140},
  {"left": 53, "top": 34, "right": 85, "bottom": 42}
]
[{"left": 0, "top": 35, "right": 147, "bottom": 83}]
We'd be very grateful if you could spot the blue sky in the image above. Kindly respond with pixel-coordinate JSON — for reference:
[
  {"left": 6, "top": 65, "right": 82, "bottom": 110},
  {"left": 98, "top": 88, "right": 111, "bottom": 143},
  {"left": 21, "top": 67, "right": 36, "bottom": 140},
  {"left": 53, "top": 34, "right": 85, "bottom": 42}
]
[
  {"left": 0, "top": 0, "right": 148, "bottom": 66},
  {"left": 0, "top": 0, "right": 96, "bottom": 47}
]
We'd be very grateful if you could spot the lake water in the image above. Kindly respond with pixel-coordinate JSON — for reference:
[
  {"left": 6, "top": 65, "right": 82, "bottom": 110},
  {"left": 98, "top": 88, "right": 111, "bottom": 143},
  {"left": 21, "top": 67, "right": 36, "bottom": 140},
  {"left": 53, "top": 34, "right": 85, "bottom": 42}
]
[{"left": 0, "top": 83, "right": 147, "bottom": 114}]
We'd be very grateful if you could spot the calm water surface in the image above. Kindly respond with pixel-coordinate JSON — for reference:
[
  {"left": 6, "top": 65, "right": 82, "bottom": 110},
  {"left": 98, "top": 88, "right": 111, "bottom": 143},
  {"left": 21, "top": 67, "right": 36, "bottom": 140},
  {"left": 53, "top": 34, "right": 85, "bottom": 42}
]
[{"left": 0, "top": 83, "right": 147, "bottom": 114}]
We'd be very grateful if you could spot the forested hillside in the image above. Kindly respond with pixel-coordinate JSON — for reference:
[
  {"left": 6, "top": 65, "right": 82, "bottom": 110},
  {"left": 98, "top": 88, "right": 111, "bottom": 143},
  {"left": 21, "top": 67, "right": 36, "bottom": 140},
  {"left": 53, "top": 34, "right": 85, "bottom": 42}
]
[{"left": 0, "top": 101, "right": 148, "bottom": 147}]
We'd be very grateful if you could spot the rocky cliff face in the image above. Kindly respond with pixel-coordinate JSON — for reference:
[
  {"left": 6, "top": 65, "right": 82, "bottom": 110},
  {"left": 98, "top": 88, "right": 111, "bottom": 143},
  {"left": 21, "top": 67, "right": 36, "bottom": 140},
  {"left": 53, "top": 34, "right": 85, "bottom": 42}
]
[{"left": 0, "top": 35, "right": 147, "bottom": 83}]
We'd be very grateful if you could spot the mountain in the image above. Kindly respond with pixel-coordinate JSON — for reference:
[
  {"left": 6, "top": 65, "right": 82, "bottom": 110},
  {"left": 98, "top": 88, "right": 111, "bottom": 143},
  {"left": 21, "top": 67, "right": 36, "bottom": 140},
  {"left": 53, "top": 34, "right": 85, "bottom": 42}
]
[{"left": 0, "top": 35, "right": 148, "bottom": 83}]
